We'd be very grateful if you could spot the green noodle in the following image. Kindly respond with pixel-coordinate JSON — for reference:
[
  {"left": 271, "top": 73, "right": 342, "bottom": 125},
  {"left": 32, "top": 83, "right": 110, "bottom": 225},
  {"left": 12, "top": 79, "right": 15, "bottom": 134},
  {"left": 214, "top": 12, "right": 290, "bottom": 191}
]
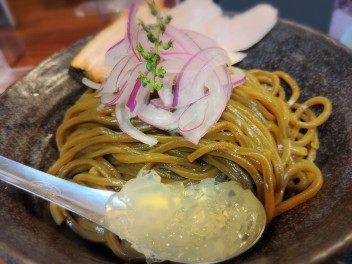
[{"left": 48, "top": 70, "right": 332, "bottom": 260}]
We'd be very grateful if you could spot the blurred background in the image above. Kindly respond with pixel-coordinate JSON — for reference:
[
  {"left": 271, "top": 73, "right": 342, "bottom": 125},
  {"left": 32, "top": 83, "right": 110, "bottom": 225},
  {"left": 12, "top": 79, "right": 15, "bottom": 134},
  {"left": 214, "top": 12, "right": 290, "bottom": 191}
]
[
  {"left": 0, "top": 0, "right": 351, "bottom": 92},
  {"left": 217, "top": 0, "right": 334, "bottom": 33},
  {"left": 219, "top": 0, "right": 352, "bottom": 47},
  {"left": 0, "top": 0, "right": 351, "bottom": 263}
]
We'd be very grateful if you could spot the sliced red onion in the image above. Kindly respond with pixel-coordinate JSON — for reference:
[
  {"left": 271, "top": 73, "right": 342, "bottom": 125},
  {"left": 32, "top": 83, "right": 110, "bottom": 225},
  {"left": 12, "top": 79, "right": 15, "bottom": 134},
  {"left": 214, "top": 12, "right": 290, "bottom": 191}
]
[
  {"left": 126, "top": 75, "right": 150, "bottom": 114},
  {"left": 178, "top": 96, "right": 207, "bottom": 133},
  {"left": 229, "top": 66, "right": 246, "bottom": 86},
  {"left": 115, "top": 106, "right": 157, "bottom": 146},
  {"left": 126, "top": 3, "right": 141, "bottom": 61},
  {"left": 82, "top": 77, "right": 101, "bottom": 90},
  {"left": 101, "top": 55, "right": 137, "bottom": 94},
  {"left": 102, "top": 62, "right": 143, "bottom": 106},
  {"left": 108, "top": 38, "right": 124, "bottom": 51},
  {"left": 94, "top": 2, "right": 275, "bottom": 146},
  {"left": 114, "top": 63, "right": 145, "bottom": 106},
  {"left": 173, "top": 47, "right": 230, "bottom": 107},
  {"left": 150, "top": 98, "right": 164, "bottom": 109},
  {"left": 158, "top": 57, "right": 190, "bottom": 73},
  {"left": 150, "top": 98, "right": 170, "bottom": 109},
  {"left": 136, "top": 28, "right": 154, "bottom": 52},
  {"left": 162, "top": 25, "right": 200, "bottom": 53},
  {"left": 180, "top": 76, "right": 228, "bottom": 144},
  {"left": 110, "top": 65, "right": 155, "bottom": 146},
  {"left": 156, "top": 73, "right": 175, "bottom": 107},
  {"left": 137, "top": 104, "right": 186, "bottom": 131},
  {"left": 100, "top": 93, "right": 116, "bottom": 105},
  {"left": 213, "top": 66, "right": 232, "bottom": 99},
  {"left": 105, "top": 38, "right": 127, "bottom": 67},
  {"left": 102, "top": 80, "right": 127, "bottom": 106},
  {"left": 126, "top": 77, "right": 141, "bottom": 112},
  {"left": 181, "top": 29, "right": 220, "bottom": 50}
]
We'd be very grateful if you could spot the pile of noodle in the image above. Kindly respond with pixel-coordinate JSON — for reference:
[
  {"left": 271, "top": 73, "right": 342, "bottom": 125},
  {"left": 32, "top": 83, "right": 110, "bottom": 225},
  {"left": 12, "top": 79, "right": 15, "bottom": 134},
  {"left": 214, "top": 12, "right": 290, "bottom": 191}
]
[{"left": 48, "top": 70, "right": 332, "bottom": 260}]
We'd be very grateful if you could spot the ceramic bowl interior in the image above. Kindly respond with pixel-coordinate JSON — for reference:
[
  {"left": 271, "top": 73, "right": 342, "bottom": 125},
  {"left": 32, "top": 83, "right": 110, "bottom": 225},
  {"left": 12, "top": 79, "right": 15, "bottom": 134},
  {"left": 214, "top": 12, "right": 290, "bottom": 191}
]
[{"left": 0, "top": 20, "right": 351, "bottom": 264}]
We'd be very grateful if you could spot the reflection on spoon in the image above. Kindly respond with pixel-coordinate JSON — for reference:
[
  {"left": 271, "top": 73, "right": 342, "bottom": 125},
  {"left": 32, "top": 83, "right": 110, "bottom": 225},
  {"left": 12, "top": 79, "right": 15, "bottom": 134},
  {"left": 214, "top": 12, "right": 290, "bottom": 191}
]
[{"left": 0, "top": 156, "right": 266, "bottom": 263}]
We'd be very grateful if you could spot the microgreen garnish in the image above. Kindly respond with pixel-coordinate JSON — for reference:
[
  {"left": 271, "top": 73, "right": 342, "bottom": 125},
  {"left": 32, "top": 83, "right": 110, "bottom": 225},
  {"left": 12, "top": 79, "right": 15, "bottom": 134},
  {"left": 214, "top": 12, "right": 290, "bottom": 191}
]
[{"left": 137, "top": 1, "right": 172, "bottom": 92}]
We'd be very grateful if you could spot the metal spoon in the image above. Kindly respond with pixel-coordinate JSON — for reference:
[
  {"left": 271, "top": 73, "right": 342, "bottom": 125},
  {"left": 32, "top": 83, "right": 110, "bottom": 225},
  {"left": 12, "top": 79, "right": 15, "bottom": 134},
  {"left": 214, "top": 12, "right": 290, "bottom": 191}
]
[{"left": 0, "top": 155, "right": 266, "bottom": 263}]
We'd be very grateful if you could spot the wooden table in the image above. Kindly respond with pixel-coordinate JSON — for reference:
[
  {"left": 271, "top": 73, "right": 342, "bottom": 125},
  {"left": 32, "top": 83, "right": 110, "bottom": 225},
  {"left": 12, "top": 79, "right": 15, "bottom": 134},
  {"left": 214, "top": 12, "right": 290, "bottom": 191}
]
[
  {"left": 0, "top": 0, "right": 119, "bottom": 93},
  {"left": 0, "top": 0, "right": 176, "bottom": 94}
]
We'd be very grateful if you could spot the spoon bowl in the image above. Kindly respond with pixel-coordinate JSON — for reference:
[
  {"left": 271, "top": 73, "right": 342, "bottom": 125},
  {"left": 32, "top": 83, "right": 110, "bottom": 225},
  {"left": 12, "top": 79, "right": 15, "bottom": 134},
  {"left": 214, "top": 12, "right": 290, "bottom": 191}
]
[{"left": 0, "top": 155, "right": 266, "bottom": 263}]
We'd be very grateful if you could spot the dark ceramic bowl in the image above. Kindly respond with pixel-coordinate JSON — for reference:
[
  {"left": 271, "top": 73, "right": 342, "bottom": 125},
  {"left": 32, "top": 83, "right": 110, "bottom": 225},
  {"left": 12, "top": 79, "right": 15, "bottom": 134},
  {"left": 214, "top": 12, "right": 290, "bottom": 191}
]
[{"left": 0, "top": 20, "right": 351, "bottom": 264}]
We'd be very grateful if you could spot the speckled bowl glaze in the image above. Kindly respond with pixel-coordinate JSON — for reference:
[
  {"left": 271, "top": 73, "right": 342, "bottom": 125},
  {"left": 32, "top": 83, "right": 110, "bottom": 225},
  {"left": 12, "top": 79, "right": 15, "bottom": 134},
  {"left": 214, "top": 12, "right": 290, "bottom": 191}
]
[{"left": 0, "top": 20, "right": 351, "bottom": 264}]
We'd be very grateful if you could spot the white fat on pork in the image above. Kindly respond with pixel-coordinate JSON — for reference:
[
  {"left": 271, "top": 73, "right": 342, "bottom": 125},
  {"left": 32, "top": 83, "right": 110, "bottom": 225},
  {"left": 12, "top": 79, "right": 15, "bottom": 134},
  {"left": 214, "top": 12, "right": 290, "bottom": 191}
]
[{"left": 168, "top": 1, "right": 277, "bottom": 62}]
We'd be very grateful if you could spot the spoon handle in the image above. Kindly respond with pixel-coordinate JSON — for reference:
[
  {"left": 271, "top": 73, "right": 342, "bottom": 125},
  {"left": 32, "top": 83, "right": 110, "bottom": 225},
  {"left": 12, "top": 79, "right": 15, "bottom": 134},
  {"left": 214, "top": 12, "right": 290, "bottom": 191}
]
[{"left": 0, "top": 155, "right": 115, "bottom": 224}]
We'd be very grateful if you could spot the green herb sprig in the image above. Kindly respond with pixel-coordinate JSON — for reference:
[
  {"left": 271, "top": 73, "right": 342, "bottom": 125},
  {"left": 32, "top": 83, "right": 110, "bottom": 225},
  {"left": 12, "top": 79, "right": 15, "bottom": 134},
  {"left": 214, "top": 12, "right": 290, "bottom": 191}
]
[{"left": 137, "top": 1, "right": 172, "bottom": 92}]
